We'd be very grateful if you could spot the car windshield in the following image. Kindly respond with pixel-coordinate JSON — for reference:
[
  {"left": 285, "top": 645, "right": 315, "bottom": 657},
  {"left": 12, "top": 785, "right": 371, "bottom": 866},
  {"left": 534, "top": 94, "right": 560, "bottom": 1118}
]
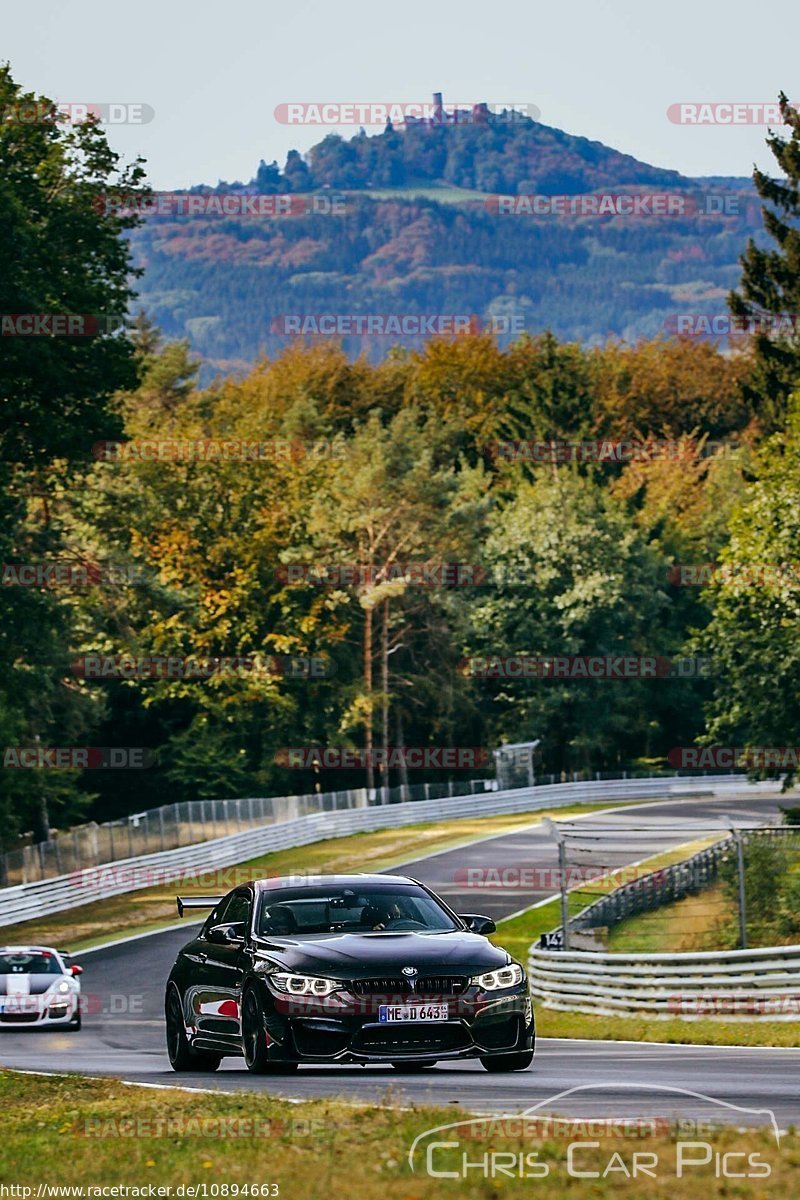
[
  {"left": 256, "top": 885, "right": 458, "bottom": 936},
  {"left": 0, "top": 952, "right": 62, "bottom": 975}
]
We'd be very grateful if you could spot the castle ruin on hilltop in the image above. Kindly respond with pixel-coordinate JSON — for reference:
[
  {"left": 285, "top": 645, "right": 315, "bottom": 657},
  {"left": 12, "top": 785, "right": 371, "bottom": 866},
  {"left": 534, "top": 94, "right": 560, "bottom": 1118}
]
[{"left": 403, "top": 92, "right": 491, "bottom": 127}]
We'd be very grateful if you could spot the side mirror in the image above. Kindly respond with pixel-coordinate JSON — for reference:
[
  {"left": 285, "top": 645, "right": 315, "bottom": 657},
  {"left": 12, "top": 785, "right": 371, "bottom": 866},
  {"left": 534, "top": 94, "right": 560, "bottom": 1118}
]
[
  {"left": 70, "top": 964, "right": 84, "bottom": 977},
  {"left": 459, "top": 914, "right": 496, "bottom": 936},
  {"left": 209, "top": 923, "right": 245, "bottom": 945}
]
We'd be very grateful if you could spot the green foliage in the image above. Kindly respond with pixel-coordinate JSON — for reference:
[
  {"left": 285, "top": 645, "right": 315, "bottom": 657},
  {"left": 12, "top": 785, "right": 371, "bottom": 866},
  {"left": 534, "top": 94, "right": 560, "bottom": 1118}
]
[
  {"left": 720, "top": 836, "right": 788, "bottom": 927},
  {"left": 270, "top": 110, "right": 687, "bottom": 196},
  {"left": 0, "top": 65, "right": 147, "bottom": 464},
  {"left": 0, "top": 65, "right": 148, "bottom": 846},
  {"left": 466, "top": 471, "right": 690, "bottom": 769},
  {"left": 3, "top": 67, "right": 796, "bottom": 828},
  {"left": 698, "top": 398, "right": 800, "bottom": 783},
  {"left": 719, "top": 835, "right": 800, "bottom": 945},
  {"left": 776, "top": 872, "right": 800, "bottom": 939},
  {"left": 2, "top": 319, "right": 771, "bottom": 821}
]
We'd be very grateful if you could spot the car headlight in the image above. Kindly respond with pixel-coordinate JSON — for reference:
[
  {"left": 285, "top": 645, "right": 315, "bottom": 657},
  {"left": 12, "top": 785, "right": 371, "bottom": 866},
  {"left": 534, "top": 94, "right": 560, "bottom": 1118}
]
[
  {"left": 471, "top": 964, "right": 524, "bottom": 991},
  {"left": 49, "top": 980, "right": 75, "bottom": 995},
  {"left": 267, "top": 973, "right": 341, "bottom": 997}
]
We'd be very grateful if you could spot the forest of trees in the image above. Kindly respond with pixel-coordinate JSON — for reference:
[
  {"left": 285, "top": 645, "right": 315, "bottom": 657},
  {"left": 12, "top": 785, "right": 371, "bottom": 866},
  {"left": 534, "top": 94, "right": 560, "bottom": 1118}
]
[
  {"left": 2, "top": 322, "right": 796, "bottom": 839},
  {"left": 246, "top": 108, "right": 689, "bottom": 195},
  {"left": 3, "top": 66, "right": 800, "bottom": 851}
]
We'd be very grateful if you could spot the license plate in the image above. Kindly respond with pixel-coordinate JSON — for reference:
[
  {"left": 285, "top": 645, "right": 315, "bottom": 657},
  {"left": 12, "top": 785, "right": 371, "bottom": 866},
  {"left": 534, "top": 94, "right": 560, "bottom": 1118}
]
[
  {"left": 378, "top": 1004, "right": 449, "bottom": 1023},
  {"left": 0, "top": 997, "right": 39, "bottom": 1012}
]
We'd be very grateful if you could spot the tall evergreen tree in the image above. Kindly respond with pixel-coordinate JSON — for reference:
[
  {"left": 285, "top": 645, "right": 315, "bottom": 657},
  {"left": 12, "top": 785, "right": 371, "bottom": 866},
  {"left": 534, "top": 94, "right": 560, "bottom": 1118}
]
[{"left": 730, "top": 93, "right": 800, "bottom": 431}]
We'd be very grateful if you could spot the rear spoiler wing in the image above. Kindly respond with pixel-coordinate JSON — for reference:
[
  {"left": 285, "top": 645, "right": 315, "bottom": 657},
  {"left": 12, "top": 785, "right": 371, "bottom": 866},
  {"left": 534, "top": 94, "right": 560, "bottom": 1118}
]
[{"left": 176, "top": 895, "right": 223, "bottom": 918}]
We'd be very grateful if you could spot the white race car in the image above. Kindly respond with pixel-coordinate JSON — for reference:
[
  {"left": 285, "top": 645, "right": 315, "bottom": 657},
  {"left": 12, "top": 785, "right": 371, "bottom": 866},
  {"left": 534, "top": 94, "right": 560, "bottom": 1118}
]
[{"left": 0, "top": 946, "right": 83, "bottom": 1029}]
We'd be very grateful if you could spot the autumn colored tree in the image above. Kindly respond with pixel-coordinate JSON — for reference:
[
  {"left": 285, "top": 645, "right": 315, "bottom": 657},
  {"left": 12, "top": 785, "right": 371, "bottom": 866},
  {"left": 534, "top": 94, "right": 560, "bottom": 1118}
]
[
  {"left": 591, "top": 337, "right": 754, "bottom": 440},
  {"left": 281, "top": 407, "right": 487, "bottom": 791}
]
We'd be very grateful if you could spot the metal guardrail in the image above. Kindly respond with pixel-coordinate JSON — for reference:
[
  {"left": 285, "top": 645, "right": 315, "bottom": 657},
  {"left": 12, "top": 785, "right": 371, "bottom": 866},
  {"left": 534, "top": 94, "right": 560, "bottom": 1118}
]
[
  {"left": 527, "top": 943, "right": 800, "bottom": 1020},
  {"left": 0, "top": 768, "right": 746, "bottom": 888},
  {"left": 0, "top": 773, "right": 761, "bottom": 930},
  {"left": 529, "top": 827, "right": 800, "bottom": 1020}
]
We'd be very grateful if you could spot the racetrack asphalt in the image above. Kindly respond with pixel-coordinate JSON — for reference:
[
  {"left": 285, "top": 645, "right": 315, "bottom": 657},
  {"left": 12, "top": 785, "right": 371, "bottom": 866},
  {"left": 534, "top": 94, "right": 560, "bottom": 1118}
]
[{"left": 1, "top": 786, "right": 797, "bottom": 1126}]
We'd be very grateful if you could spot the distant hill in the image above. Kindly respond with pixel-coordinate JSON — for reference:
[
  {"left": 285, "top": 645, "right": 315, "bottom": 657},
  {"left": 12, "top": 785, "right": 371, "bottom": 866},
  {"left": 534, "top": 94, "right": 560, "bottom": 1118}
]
[
  {"left": 265, "top": 110, "right": 687, "bottom": 196},
  {"left": 202, "top": 96, "right": 737, "bottom": 196},
  {"left": 130, "top": 97, "right": 764, "bottom": 375}
]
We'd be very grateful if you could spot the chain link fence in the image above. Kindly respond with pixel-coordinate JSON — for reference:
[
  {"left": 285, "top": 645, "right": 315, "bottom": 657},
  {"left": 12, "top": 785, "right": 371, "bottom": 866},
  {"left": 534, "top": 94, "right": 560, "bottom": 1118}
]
[
  {"left": 0, "top": 779, "right": 499, "bottom": 887},
  {"left": 569, "top": 828, "right": 794, "bottom": 934},
  {"left": 542, "top": 821, "right": 800, "bottom": 952}
]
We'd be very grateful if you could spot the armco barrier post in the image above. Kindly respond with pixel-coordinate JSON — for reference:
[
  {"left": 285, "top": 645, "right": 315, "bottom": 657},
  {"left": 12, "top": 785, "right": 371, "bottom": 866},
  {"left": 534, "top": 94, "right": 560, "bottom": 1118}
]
[
  {"left": 732, "top": 824, "right": 748, "bottom": 950},
  {"left": 543, "top": 818, "right": 569, "bottom": 950},
  {"left": 559, "top": 836, "right": 570, "bottom": 950}
]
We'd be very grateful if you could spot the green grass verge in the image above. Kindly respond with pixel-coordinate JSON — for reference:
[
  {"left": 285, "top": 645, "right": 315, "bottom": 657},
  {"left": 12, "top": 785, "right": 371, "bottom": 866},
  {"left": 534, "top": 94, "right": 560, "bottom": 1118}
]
[
  {"left": 607, "top": 839, "right": 800, "bottom": 955},
  {"left": 1, "top": 1071, "right": 796, "bottom": 1196},
  {"left": 537, "top": 1008, "right": 800, "bottom": 1047},
  {"left": 606, "top": 880, "right": 734, "bottom": 954}
]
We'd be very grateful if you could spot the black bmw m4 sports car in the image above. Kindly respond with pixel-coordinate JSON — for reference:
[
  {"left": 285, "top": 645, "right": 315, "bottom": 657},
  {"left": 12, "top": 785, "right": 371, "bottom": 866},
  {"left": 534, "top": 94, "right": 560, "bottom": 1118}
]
[{"left": 165, "top": 874, "right": 535, "bottom": 1073}]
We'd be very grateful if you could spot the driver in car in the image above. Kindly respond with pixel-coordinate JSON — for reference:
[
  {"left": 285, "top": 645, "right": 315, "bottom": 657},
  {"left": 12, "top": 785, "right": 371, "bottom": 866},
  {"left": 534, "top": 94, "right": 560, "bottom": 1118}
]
[
  {"left": 363, "top": 901, "right": 404, "bottom": 930},
  {"left": 264, "top": 906, "right": 297, "bottom": 936}
]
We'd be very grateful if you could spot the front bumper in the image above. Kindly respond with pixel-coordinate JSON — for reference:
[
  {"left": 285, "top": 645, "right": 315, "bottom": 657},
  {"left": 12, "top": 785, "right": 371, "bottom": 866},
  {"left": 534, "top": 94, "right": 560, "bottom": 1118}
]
[
  {"left": 257, "top": 983, "right": 534, "bottom": 1062},
  {"left": 0, "top": 994, "right": 79, "bottom": 1028}
]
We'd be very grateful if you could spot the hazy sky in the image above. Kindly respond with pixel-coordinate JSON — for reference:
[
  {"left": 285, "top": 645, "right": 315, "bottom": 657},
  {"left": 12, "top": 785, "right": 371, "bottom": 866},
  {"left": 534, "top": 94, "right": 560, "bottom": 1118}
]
[{"left": 4, "top": 0, "right": 798, "bottom": 189}]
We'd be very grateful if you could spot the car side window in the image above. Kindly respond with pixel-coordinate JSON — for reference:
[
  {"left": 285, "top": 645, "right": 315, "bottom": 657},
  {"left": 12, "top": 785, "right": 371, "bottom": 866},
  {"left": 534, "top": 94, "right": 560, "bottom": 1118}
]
[
  {"left": 200, "top": 898, "right": 230, "bottom": 938},
  {"left": 219, "top": 891, "right": 252, "bottom": 930}
]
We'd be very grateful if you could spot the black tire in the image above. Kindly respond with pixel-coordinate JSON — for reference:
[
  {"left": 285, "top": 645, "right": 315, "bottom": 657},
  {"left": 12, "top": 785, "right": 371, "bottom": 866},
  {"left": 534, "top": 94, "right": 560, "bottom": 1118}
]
[
  {"left": 391, "top": 1060, "right": 436, "bottom": 1073},
  {"left": 480, "top": 1050, "right": 534, "bottom": 1073},
  {"left": 241, "top": 987, "right": 298, "bottom": 1074},
  {"left": 166, "top": 986, "right": 221, "bottom": 1072},
  {"left": 69, "top": 1010, "right": 82, "bottom": 1031}
]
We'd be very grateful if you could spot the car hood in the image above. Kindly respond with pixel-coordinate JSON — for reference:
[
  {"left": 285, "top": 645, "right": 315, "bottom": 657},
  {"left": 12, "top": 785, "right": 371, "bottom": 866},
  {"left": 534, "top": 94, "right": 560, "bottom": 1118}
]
[
  {"left": 251, "top": 930, "right": 511, "bottom": 978},
  {"left": 0, "top": 974, "right": 65, "bottom": 996}
]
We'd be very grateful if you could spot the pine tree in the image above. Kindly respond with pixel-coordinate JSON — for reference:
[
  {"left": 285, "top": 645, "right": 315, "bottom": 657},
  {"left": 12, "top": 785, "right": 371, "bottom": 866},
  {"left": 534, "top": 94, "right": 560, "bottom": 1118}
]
[{"left": 729, "top": 93, "right": 800, "bottom": 430}]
